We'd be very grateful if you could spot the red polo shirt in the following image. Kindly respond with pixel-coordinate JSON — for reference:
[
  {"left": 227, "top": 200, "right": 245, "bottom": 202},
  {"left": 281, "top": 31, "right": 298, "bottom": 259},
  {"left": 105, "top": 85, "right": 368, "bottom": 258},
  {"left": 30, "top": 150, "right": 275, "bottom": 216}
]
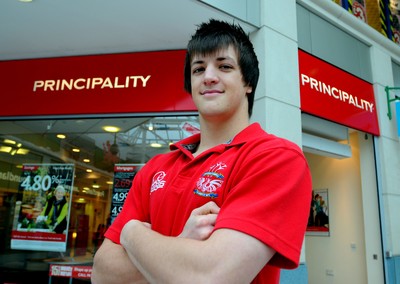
[{"left": 105, "top": 123, "right": 312, "bottom": 283}]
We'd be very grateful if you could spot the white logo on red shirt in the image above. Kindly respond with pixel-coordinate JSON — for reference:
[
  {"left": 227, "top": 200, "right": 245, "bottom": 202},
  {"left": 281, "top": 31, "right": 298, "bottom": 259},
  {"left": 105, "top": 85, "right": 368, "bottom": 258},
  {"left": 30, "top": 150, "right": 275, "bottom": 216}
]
[
  {"left": 194, "top": 162, "right": 226, "bottom": 198},
  {"left": 150, "top": 171, "right": 166, "bottom": 193}
]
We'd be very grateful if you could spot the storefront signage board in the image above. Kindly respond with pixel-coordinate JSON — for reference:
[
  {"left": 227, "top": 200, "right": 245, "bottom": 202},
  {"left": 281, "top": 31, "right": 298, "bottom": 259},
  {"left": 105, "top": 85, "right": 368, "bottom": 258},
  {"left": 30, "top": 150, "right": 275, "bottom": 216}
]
[
  {"left": 0, "top": 50, "right": 196, "bottom": 117},
  {"left": 299, "top": 50, "right": 380, "bottom": 136},
  {"left": 11, "top": 164, "right": 74, "bottom": 252}
]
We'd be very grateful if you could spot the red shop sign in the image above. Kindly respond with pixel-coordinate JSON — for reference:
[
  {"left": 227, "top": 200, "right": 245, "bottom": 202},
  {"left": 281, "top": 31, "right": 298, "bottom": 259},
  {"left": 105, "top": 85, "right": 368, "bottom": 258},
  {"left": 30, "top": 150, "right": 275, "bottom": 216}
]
[
  {"left": 0, "top": 50, "right": 196, "bottom": 117},
  {"left": 298, "top": 50, "right": 379, "bottom": 136}
]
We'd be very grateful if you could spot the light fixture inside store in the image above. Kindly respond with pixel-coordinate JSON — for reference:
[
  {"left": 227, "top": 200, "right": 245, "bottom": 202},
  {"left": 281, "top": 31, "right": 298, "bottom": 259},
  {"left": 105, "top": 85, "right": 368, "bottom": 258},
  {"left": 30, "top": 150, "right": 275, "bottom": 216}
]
[
  {"left": 57, "top": 134, "right": 66, "bottom": 139},
  {"left": 86, "top": 169, "right": 92, "bottom": 173},
  {"left": 150, "top": 142, "right": 162, "bottom": 148},
  {"left": 148, "top": 122, "right": 154, "bottom": 131},
  {"left": 0, "top": 146, "right": 12, "bottom": 153},
  {"left": 92, "top": 184, "right": 100, "bottom": 189},
  {"left": 83, "top": 158, "right": 90, "bottom": 163},
  {"left": 72, "top": 148, "right": 80, "bottom": 153},
  {"left": 4, "top": 139, "right": 16, "bottom": 145},
  {"left": 103, "top": 126, "right": 120, "bottom": 133}
]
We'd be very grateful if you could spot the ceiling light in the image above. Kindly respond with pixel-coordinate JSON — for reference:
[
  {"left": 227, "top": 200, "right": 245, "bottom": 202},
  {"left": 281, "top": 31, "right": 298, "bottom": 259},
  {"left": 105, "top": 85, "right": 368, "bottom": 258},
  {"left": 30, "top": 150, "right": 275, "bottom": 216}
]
[
  {"left": 103, "top": 126, "right": 120, "bottom": 133},
  {"left": 0, "top": 146, "right": 12, "bottom": 153},
  {"left": 150, "top": 142, "right": 162, "bottom": 148},
  {"left": 83, "top": 158, "right": 90, "bottom": 163},
  {"left": 4, "top": 139, "right": 16, "bottom": 145},
  {"left": 57, "top": 134, "right": 66, "bottom": 139},
  {"left": 92, "top": 184, "right": 100, "bottom": 189},
  {"left": 72, "top": 148, "right": 80, "bottom": 152},
  {"left": 16, "top": 148, "right": 29, "bottom": 155},
  {"left": 86, "top": 169, "right": 93, "bottom": 173},
  {"left": 106, "top": 181, "right": 113, "bottom": 185}
]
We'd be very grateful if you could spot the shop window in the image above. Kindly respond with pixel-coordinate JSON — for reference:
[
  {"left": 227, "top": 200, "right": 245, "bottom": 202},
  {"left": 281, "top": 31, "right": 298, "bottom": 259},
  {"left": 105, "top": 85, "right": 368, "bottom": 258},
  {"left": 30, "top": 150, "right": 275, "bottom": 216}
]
[{"left": 0, "top": 115, "right": 199, "bottom": 282}]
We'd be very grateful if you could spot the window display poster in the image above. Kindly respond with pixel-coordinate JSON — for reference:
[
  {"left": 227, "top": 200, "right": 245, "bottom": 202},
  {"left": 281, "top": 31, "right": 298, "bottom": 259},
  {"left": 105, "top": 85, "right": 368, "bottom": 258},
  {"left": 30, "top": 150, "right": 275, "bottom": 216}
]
[
  {"left": 11, "top": 164, "right": 75, "bottom": 252},
  {"left": 307, "top": 189, "right": 330, "bottom": 236},
  {"left": 110, "top": 164, "right": 143, "bottom": 225}
]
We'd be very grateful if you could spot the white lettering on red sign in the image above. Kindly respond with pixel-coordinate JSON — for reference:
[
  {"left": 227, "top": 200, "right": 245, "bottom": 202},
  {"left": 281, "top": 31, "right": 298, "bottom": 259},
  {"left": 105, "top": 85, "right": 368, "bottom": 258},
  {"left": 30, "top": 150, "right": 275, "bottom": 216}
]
[
  {"left": 33, "top": 75, "right": 151, "bottom": 92},
  {"left": 300, "top": 73, "right": 374, "bottom": 112}
]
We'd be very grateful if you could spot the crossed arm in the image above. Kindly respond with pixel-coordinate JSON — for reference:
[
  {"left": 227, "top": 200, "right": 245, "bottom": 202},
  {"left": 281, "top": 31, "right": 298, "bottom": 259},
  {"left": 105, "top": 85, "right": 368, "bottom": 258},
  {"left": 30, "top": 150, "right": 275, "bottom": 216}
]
[{"left": 91, "top": 202, "right": 275, "bottom": 284}]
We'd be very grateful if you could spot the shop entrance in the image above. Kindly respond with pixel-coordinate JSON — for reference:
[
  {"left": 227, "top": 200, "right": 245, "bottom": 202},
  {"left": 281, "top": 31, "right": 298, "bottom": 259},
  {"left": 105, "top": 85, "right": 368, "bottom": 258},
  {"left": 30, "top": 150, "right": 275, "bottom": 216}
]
[{"left": 302, "top": 115, "right": 384, "bottom": 284}]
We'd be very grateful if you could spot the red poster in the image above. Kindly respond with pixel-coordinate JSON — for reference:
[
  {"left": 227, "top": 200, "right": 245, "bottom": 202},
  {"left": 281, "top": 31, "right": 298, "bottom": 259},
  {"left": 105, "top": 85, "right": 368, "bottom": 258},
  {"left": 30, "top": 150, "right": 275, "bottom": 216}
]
[{"left": 299, "top": 50, "right": 379, "bottom": 136}]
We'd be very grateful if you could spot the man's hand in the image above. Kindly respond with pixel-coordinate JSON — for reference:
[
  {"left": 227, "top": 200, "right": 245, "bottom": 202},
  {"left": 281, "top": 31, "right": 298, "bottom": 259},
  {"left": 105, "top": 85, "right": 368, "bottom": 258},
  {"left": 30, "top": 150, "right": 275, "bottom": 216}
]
[{"left": 178, "top": 201, "right": 220, "bottom": 240}]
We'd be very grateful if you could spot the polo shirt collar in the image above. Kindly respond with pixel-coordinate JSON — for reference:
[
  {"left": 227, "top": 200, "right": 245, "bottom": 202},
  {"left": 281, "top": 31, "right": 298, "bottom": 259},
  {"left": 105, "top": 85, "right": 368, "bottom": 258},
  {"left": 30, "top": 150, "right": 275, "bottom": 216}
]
[{"left": 170, "top": 123, "right": 264, "bottom": 155}]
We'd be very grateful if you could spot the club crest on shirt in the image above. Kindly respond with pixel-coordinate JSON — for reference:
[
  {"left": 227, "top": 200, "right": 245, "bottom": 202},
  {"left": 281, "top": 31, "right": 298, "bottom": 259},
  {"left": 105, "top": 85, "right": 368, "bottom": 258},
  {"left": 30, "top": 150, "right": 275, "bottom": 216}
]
[
  {"left": 194, "top": 162, "right": 226, "bottom": 198},
  {"left": 150, "top": 171, "right": 166, "bottom": 194}
]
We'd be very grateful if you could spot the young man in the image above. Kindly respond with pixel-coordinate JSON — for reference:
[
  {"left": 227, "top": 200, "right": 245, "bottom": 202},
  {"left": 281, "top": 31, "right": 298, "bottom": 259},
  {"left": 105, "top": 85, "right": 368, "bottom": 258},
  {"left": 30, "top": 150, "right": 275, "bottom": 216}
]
[{"left": 91, "top": 19, "right": 312, "bottom": 284}]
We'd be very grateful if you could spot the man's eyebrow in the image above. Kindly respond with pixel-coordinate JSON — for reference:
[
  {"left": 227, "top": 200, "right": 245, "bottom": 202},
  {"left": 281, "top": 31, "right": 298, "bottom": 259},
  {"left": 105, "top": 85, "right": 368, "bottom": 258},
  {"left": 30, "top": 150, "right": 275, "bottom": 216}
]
[
  {"left": 191, "top": 59, "right": 204, "bottom": 65},
  {"left": 191, "top": 56, "right": 235, "bottom": 65}
]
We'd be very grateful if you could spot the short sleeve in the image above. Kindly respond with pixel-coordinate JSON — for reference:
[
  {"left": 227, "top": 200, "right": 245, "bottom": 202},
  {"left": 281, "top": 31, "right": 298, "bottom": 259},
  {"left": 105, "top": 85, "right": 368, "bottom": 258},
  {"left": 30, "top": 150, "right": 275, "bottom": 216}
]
[{"left": 214, "top": 142, "right": 312, "bottom": 269}]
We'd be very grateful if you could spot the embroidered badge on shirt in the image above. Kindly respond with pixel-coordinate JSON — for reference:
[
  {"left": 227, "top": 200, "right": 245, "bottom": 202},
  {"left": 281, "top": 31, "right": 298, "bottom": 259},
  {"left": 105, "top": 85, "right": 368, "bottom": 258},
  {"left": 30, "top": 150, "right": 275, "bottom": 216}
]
[
  {"left": 151, "top": 171, "right": 166, "bottom": 194},
  {"left": 194, "top": 162, "right": 226, "bottom": 198}
]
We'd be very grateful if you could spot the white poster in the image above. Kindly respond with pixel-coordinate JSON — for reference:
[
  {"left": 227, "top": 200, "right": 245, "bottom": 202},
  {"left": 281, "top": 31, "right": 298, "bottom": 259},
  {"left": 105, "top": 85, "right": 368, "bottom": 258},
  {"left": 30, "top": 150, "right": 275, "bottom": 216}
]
[{"left": 11, "top": 164, "right": 74, "bottom": 252}]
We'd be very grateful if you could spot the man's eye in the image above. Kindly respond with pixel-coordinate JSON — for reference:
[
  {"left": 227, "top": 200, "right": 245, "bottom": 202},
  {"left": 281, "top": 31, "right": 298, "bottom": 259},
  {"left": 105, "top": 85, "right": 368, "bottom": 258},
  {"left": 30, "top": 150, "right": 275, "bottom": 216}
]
[
  {"left": 192, "top": 67, "right": 204, "bottom": 74},
  {"left": 220, "top": 65, "right": 233, "bottom": 70}
]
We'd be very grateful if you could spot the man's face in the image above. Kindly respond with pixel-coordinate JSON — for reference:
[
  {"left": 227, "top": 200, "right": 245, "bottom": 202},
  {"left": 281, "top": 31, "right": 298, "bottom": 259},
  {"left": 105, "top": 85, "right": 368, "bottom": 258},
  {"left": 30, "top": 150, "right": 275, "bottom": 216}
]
[{"left": 190, "top": 45, "right": 252, "bottom": 121}]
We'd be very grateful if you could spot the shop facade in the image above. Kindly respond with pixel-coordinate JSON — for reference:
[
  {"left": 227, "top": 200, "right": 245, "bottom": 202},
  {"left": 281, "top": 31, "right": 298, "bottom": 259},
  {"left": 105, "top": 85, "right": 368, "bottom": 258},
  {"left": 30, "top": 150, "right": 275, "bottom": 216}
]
[{"left": 1, "top": 1, "right": 400, "bottom": 283}]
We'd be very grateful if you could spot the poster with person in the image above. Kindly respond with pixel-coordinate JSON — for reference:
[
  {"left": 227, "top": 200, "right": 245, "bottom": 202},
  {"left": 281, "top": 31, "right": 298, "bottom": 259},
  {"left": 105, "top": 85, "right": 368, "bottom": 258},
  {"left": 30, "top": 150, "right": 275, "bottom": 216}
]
[
  {"left": 307, "top": 189, "right": 330, "bottom": 236},
  {"left": 11, "top": 164, "right": 74, "bottom": 252}
]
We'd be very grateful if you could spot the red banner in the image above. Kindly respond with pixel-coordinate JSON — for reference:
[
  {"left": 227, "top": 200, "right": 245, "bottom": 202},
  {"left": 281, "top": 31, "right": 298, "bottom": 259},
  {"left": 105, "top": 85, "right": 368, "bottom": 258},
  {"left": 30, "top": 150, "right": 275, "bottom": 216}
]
[
  {"left": 0, "top": 50, "right": 196, "bottom": 117},
  {"left": 299, "top": 50, "right": 379, "bottom": 136}
]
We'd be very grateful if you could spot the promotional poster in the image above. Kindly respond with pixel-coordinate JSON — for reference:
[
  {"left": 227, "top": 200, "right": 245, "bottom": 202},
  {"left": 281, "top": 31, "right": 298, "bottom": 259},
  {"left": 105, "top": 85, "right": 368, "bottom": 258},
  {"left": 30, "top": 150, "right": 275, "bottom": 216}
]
[
  {"left": 11, "top": 164, "right": 74, "bottom": 252},
  {"left": 110, "top": 164, "right": 143, "bottom": 224}
]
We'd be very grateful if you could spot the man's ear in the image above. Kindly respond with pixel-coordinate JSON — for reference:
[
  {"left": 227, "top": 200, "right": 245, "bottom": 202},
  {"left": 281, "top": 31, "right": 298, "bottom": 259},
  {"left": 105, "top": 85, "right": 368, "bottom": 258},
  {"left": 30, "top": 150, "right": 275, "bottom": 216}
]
[{"left": 245, "top": 86, "right": 253, "bottom": 94}]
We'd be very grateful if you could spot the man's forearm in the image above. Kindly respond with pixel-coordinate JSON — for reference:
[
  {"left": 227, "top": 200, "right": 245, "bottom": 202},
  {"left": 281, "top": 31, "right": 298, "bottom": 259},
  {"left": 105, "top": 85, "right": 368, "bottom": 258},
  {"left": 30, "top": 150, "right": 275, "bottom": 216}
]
[
  {"left": 120, "top": 220, "right": 274, "bottom": 284},
  {"left": 91, "top": 238, "right": 148, "bottom": 284}
]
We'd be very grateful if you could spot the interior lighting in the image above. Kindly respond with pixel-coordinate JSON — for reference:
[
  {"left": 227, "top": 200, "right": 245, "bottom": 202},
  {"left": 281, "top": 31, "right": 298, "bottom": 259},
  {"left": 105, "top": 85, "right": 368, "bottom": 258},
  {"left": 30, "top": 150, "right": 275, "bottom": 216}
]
[
  {"left": 83, "top": 158, "right": 90, "bottom": 163},
  {"left": 150, "top": 142, "right": 162, "bottom": 148},
  {"left": 106, "top": 181, "right": 113, "bottom": 185},
  {"left": 72, "top": 148, "right": 80, "bottom": 153},
  {"left": 57, "top": 134, "right": 66, "bottom": 139},
  {"left": 16, "top": 148, "right": 29, "bottom": 155},
  {"left": 4, "top": 139, "right": 16, "bottom": 145},
  {"left": 0, "top": 146, "right": 12, "bottom": 153},
  {"left": 86, "top": 169, "right": 93, "bottom": 173},
  {"left": 103, "top": 126, "right": 120, "bottom": 133},
  {"left": 92, "top": 184, "right": 100, "bottom": 189}
]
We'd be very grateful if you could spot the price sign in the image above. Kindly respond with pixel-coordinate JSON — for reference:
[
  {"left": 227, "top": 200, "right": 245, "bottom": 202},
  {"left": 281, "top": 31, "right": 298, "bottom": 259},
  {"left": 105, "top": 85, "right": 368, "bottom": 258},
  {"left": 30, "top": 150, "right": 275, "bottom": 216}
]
[
  {"left": 110, "top": 164, "right": 143, "bottom": 224},
  {"left": 12, "top": 163, "right": 75, "bottom": 252}
]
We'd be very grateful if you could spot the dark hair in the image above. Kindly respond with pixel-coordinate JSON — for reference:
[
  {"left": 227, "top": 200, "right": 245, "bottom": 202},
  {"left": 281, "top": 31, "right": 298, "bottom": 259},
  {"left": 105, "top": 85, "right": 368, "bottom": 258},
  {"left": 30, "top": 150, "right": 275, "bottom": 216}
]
[{"left": 184, "top": 19, "right": 259, "bottom": 117}]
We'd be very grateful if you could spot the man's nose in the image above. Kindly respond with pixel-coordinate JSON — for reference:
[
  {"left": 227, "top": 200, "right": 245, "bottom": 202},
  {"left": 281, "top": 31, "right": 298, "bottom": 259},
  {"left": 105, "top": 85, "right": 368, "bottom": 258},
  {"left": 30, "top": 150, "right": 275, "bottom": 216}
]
[{"left": 203, "top": 66, "right": 219, "bottom": 85}]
